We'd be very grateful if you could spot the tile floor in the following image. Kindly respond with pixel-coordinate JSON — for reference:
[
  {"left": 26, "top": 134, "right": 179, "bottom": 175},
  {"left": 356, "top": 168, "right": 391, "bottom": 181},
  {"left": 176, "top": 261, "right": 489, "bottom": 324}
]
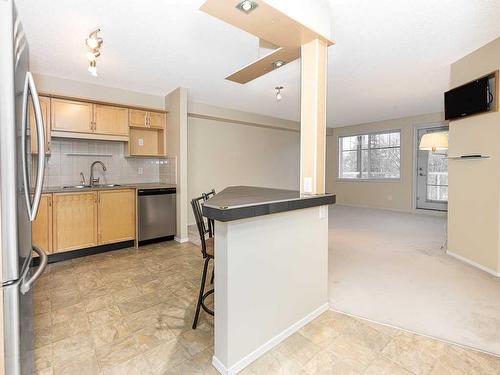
[{"left": 34, "top": 241, "right": 500, "bottom": 374}]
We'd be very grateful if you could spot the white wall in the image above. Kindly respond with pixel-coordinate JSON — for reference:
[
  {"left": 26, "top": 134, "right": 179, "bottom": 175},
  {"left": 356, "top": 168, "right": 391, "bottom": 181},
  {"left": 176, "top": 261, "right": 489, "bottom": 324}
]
[
  {"left": 187, "top": 102, "right": 300, "bottom": 224},
  {"left": 166, "top": 88, "right": 189, "bottom": 241},
  {"left": 448, "top": 37, "right": 500, "bottom": 275},
  {"left": 34, "top": 74, "right": 165, "bottom": 109}
]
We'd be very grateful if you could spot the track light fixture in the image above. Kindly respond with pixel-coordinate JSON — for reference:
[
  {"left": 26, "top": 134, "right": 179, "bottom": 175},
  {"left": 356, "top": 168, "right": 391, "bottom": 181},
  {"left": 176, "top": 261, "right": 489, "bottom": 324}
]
[
  {"left": 85, "top": 29, "right": 103, "bottom": 76},
  {"left": 275, "top": 86, "right": 284, "bottom": 102}
]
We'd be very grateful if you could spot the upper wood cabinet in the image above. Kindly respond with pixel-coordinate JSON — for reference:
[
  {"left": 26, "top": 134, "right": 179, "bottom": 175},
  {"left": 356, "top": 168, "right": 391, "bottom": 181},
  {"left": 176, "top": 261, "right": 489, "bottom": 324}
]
[
  {"left": 97, "top": 189, "right": 135, "bottom": 245},
  {"left": 29, "top": 96, "right": 51, "bottom": 155},
  {"left": 148, "top": 112, "right": 166, "bottom": 129},
  {"left": 129, "top": 109, "right": 149, "bottom": 128},
  {"left": 52, "top": 192, "right": 98, "bottom": 253},
  {"left": 32, "top": 193, "right": 53, "bottom": 254},
  {"left": 51, "top": 99, "right": 130, "bottom": 138},
  {"left": 129, "top": 109, "right": 166, "bottom": 129},
  {"left": 51, "top": 98, "right": 93, "bottom": 134},
  {"left": 94, "top": 104, "right": 129, "bottom": 136},
  {"left": 44, "top": 94, "right": 166, "bottom": 144}
]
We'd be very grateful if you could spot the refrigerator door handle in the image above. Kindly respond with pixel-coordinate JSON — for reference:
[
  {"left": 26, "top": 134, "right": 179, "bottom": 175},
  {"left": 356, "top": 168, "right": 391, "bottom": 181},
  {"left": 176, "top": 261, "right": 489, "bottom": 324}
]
[
  {"left": 20, "top": 246, "right": 47, "bottom": 294},
  {"left": 21, "top": 71, "right": 46, "bottom": 221}
]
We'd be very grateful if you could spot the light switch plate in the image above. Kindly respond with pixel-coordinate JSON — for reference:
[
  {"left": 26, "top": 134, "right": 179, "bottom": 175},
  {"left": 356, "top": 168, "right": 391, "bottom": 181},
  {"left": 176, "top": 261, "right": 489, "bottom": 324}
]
[
  {"left": 319, "top": 205, "right": 328, "bottom": 219},
  {"left": 138, "top": 167, "right": 143, "bottom": 175},
  {"left": 303, "top": 177, "right": 312, "bottom": 193},
  {"left": 138, "top": 138, "right": 144, "bottom": 146}
]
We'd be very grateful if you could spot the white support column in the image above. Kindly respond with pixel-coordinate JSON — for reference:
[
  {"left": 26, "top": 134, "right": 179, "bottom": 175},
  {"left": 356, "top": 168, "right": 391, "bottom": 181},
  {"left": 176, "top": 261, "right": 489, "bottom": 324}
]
[{"left": 300, "top": 38, "right": 328, "bottom": 194}]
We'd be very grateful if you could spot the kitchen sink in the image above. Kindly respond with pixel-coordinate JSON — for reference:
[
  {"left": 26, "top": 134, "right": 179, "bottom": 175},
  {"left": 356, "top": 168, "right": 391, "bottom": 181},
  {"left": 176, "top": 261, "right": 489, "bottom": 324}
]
[
  {"left": 96, "top": 184, "right": 122, "bottom": 187},
  {"left": 62, "top": 183, "right": 121, "bottom": 189},
  {"left": 63, "top": 185, "right": 90, "bottom": 189}
]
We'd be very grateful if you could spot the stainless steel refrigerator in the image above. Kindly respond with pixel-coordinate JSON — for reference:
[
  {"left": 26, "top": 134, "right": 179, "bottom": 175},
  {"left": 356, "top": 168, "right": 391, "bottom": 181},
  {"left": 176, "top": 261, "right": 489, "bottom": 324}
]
[{"left": 0, "top": 0, "right": 49, "bottom": 374}]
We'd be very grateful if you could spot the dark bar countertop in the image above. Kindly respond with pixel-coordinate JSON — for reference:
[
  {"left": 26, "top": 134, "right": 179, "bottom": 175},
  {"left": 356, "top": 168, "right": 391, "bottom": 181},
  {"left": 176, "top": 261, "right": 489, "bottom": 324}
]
[{"left": 202, "top": 186, "right": 335, "bottom": 222}]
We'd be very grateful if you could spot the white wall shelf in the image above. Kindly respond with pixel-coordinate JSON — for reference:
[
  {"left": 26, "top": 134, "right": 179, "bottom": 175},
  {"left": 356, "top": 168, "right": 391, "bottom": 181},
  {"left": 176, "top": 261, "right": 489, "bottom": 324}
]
[
  {"left": 448, "top": 155, "right": 491, "bottom": 160},
  {"left": 66, "top": 153, "right": 113, "bottom": 157}
]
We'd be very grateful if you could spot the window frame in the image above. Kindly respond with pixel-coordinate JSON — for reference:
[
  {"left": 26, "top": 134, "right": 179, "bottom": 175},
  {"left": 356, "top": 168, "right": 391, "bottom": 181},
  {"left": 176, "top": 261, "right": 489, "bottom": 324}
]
[{"left": 337, "top": 129, "right": 402, "bottom": 182}]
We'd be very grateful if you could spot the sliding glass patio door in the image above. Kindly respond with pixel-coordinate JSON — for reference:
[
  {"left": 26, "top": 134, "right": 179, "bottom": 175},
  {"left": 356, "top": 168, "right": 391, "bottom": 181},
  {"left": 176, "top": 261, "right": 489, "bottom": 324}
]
[{"left": 416, "top": 126, "right": 448, "bottom": 211}]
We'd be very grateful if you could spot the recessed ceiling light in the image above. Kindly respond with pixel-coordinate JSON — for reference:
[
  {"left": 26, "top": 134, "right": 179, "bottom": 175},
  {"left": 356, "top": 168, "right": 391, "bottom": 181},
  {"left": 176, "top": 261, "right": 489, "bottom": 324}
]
[
  {"left": 236, "top": 0, "right": 258, "bottom": 14},
  {"left": 273, "top": 60, "right": 285, "bottom": 68}
]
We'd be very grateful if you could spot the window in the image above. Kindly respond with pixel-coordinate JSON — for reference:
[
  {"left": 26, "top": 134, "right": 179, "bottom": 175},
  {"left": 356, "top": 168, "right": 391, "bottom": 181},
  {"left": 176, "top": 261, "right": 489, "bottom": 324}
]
[{"left": 338, "top": 130, "right": 401, "bottom": 180}]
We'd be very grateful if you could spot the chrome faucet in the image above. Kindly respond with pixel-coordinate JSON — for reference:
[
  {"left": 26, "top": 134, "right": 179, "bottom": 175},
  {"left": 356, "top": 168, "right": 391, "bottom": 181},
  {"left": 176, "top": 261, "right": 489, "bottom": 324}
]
[{"left": 90, "top": 161, "right": 107, "bottom": 187}]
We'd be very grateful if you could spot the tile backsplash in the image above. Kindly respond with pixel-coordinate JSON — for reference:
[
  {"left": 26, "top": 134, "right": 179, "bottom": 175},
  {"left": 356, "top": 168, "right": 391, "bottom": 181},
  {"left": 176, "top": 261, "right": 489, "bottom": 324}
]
[{"left": 41, "top": 139, "right": 176, "bottom": 187}]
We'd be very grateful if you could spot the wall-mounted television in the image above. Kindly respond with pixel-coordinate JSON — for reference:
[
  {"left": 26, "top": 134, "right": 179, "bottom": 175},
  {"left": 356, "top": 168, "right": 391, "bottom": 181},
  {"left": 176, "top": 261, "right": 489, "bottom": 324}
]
[{"left": 444, "top": 76, "right": 491, "bottom": 120}]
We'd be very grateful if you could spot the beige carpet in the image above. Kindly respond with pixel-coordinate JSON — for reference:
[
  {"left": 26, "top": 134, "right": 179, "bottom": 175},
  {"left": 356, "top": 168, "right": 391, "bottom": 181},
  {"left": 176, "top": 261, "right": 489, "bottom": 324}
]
[{"left": 329, "top": 205, "right": 500, "bottom": 356}]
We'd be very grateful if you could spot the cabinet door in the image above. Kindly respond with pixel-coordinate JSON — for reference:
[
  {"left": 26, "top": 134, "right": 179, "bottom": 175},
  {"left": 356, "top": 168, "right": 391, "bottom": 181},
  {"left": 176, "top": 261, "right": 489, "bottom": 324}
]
[
  {"left": 94, "top": 105, "right": 129, "bottom": 136},
  {"left": 29, "top": 96, "right": 51, "bottom": 154},
  {"left": 32, "top": 194, "right": 53, "bottom": 254},
  {"left": 51, "top": 98, "right": 93, "bottom": 133},
  {"left": 129, "top": 109, "right": 149, "bottom": 128},
  {"left": 98, "top": 189, "right": 135, "bottom": 245},
  {"left": 53, "top": 192, "right": 98, "bottom": 252},
  {"left": 148, "top": 112, "right": 166, "bottom": 129}
]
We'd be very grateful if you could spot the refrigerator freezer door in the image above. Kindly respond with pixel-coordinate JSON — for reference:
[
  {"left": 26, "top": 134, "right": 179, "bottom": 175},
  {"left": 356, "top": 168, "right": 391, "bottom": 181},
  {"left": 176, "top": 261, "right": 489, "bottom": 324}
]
[{"left": 0, "top": 0, "right": 36, "bottom": 283}]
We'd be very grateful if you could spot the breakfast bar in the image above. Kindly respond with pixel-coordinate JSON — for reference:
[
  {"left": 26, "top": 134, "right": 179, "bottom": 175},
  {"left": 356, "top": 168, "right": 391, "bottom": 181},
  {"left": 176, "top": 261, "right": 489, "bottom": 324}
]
[{"left": 203, "top": 186, "right": 335, "bottom": 374}]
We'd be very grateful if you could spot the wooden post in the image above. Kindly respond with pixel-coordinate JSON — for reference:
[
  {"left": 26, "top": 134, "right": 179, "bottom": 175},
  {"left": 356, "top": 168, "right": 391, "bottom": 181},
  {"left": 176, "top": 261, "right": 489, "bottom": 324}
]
[{"left": 300, "top": 38, "right": 328, "bottom": 195}]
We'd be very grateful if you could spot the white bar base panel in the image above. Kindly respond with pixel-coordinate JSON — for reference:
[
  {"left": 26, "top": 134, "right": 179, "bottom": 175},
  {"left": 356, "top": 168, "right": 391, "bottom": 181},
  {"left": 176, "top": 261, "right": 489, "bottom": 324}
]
[
  {"left": 212, "top": 206, "right": 329, "bottom": 374},
  {"left": 212, "top": 303, "right": 329, "bottom": 375}
]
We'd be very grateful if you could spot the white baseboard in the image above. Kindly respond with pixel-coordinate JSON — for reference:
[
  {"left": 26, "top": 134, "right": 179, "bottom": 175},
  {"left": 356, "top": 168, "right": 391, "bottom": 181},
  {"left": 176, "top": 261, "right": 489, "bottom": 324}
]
[
  {"left": 212, "top": 303, "right": 329, "bottom": 375},
  {"left": 446, "top": 250, "right": 500, "bottom": 277},
  {"left": 174, "top": 236, "right": 190, "bottom": 243}
]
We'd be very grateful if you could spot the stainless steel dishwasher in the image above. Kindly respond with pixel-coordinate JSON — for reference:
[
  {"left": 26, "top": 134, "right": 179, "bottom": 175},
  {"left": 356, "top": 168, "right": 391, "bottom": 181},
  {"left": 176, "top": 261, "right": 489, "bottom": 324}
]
[{"left": 138, "top": 187, "right": 176, "bottom": 245}]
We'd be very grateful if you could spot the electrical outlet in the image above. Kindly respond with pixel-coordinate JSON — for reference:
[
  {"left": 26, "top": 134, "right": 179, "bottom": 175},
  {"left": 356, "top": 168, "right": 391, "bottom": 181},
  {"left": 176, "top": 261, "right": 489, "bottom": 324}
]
[
  {"left": 138, "top": 167, "right": 143, "bottom": 175},
  {"left": 138, "top": 138, "right": 144, "bottom": 147}
]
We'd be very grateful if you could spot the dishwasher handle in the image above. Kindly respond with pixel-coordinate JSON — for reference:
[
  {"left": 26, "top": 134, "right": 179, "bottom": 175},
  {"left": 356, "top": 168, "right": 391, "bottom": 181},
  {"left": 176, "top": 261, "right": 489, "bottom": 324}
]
[{"left": 138, "top": 188, "right": 176, "bottom": 196}]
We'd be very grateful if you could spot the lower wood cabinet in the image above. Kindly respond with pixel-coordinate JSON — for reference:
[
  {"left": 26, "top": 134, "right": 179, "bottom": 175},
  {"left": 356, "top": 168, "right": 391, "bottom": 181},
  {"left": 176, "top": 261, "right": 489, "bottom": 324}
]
[
  {"left": 32, "top": 194, "right": 53, "bottom": 254},
  {"left": 98, "top": 189, "right": 135, "bottom": 245},
  {"left": 34, "top": 189, "right": 136, "bottom": 254},
  {"left": 53, "top": 191, "right": 98, "bottom": 253}
]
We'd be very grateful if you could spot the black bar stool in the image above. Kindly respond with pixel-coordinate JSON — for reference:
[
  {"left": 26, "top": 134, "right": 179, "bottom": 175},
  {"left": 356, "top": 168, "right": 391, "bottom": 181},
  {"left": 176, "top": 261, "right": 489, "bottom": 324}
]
[{"left": 191, "top": 193, "right": 215, "bottom": 329}]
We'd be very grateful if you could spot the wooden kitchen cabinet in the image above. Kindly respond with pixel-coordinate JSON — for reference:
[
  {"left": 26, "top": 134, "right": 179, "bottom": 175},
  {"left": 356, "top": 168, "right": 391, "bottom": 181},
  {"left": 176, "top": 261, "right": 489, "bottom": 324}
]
[
  {"left": 128, "top": 128, "right": 166, "bottom": 156},
  {"left": 97, "top": 189, "right": 135, "bottom": 245},
  {"left": 129, "top": 109, "right": 166, "bottom": 129},
  {"left": 148, "top": 112, "right": 166, "bottom": 129},
  {"left": 32, "top": 194, "right": 53, "bottom": 254},
  {"left": 129, "top": 109, "right": 149, "bottom": 128},
  {"left": 94, "top": 104, "right": 129, "bottom": 136},
  {"left": 51, "top": 98, "right": 94, "bottom": 134},
  {"left": 29, "top": 96, "right": 51, "bottom": 155},
  {"left": 52, "top": 192, "right": 98, "bottom": 253}
]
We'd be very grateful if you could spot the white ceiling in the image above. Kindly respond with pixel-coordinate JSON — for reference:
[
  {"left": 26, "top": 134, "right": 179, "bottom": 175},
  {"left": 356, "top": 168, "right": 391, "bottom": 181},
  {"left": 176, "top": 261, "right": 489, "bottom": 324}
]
[{"left": 16, "top": 0, "right": 500, "bottom": 127}]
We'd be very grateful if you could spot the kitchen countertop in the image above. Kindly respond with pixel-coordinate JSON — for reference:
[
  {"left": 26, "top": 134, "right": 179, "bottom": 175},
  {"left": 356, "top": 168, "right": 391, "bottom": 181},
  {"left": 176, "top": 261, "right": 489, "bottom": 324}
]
[
  {"left": 202, "top": 186, "right": 335, "bottom": 222},
  {"left": 42, "top": 182, "right": 176, "bottom": 193}
]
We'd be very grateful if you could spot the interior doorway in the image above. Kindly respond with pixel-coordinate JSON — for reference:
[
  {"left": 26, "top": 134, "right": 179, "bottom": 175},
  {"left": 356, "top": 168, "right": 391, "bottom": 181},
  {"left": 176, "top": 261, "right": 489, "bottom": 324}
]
[{"left": 415, "top": 125, "right": 449, "bottom": 211}]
